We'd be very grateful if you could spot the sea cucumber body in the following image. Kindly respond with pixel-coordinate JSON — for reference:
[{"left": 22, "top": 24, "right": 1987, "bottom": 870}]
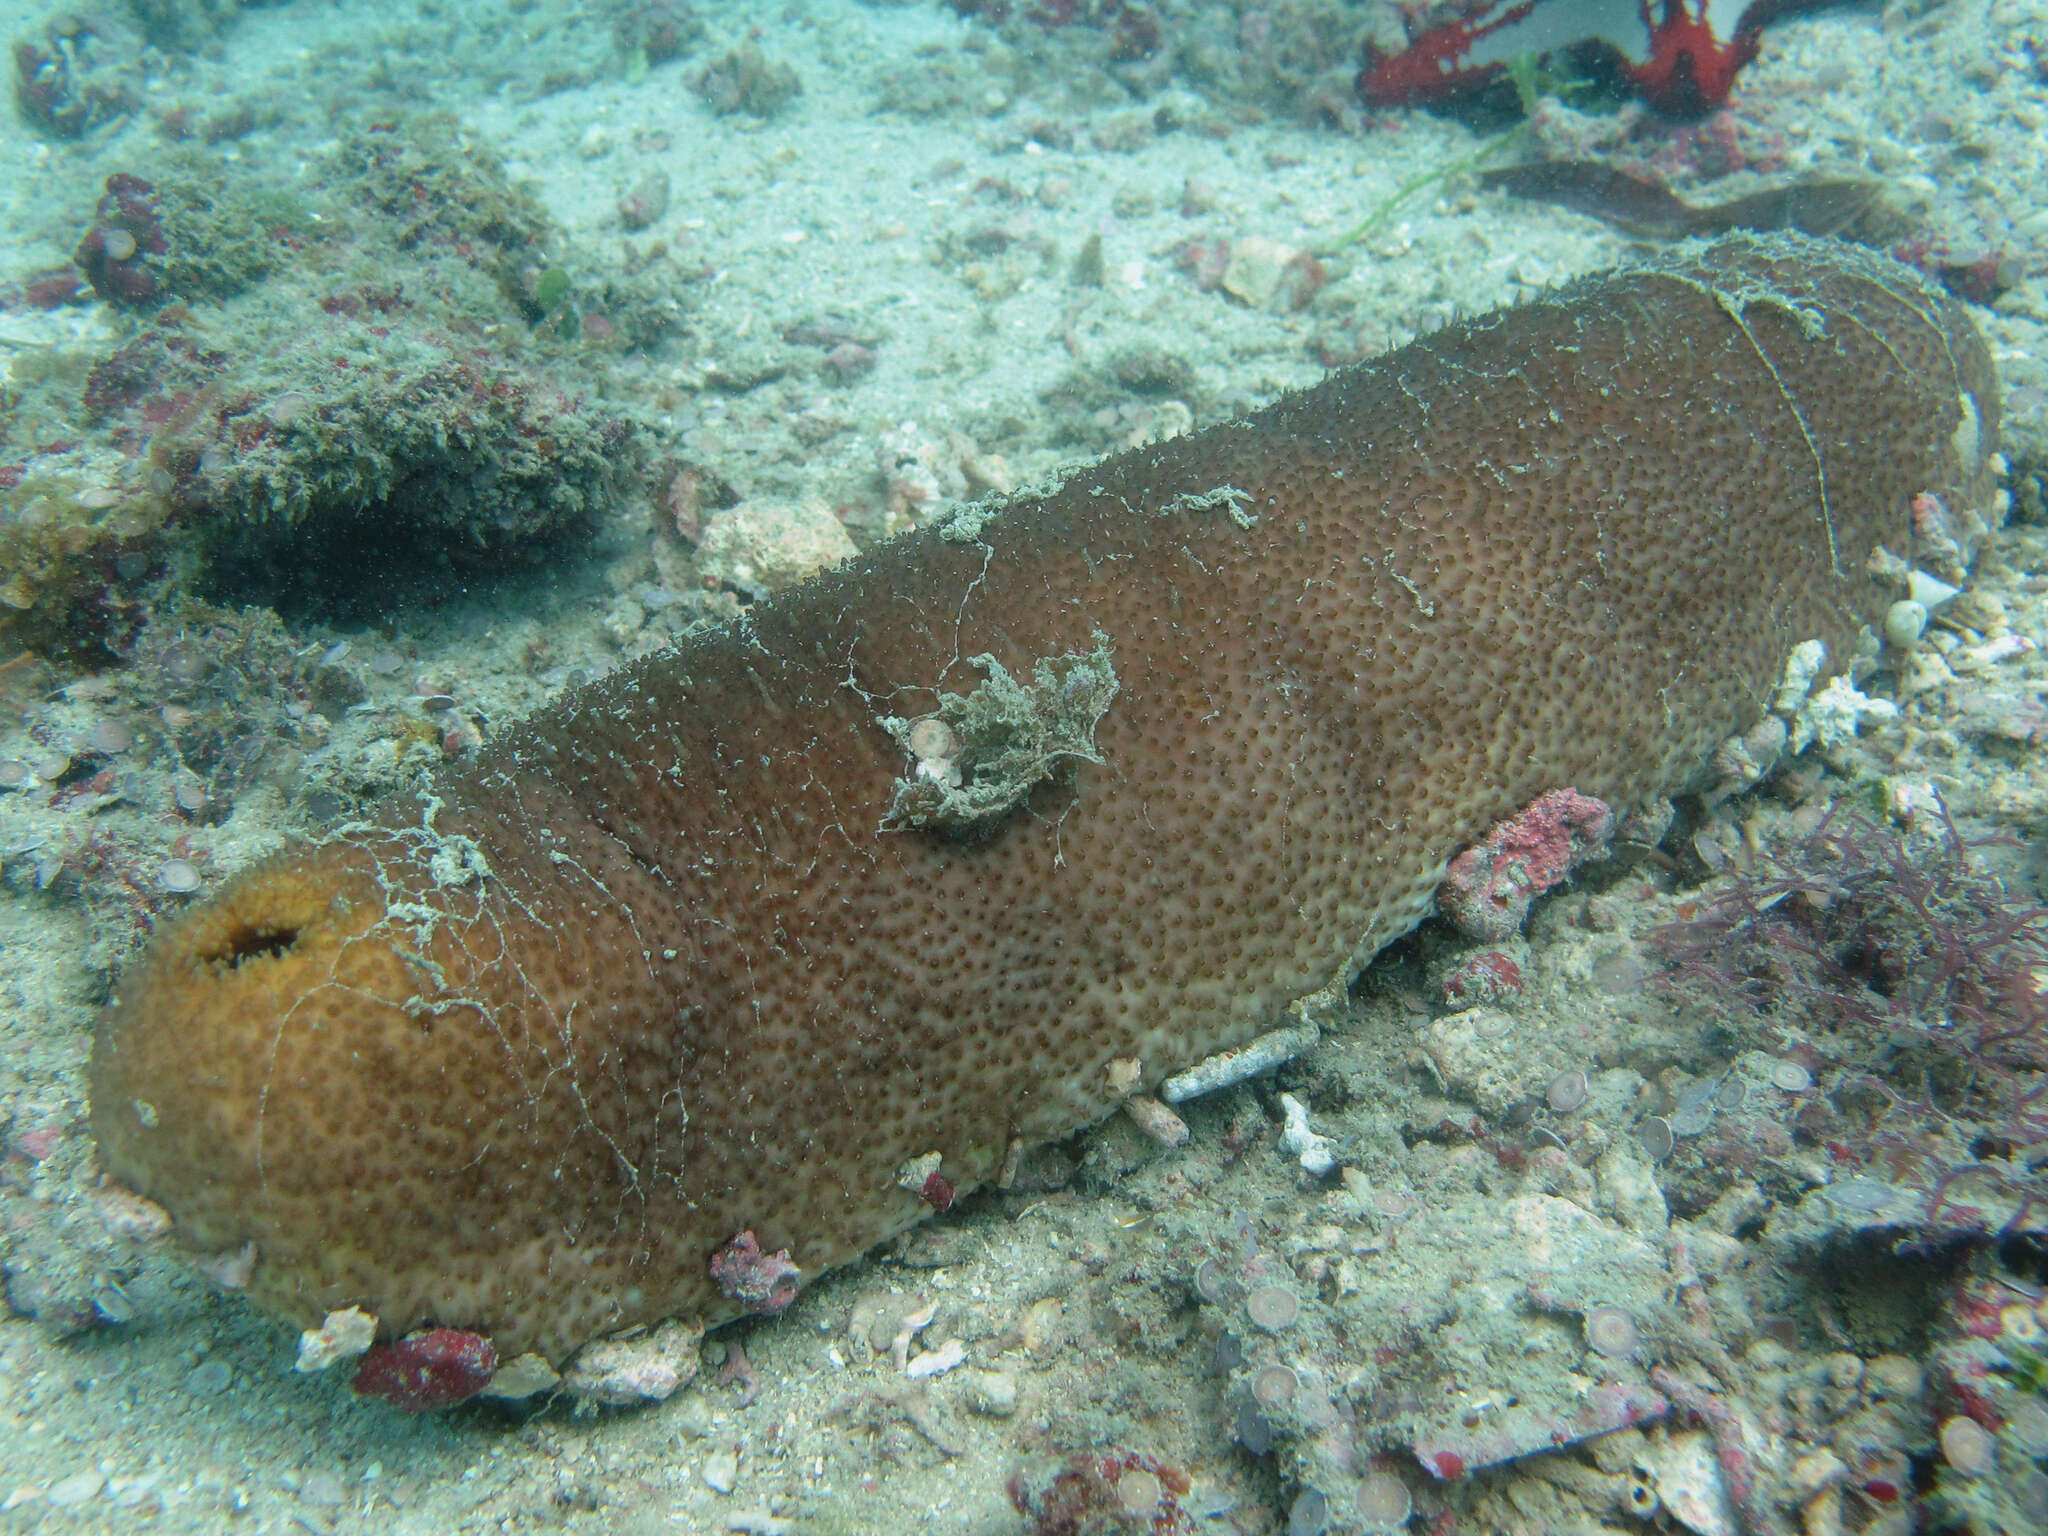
[{"left": 90, "top": 234, "right": 2000, "bottom": 1363}]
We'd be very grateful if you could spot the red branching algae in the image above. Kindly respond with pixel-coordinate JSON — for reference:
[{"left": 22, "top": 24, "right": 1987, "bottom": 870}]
[
  {"left": 351, "top": 1327, "right": 498, "bottom": 1411},
  {"left": 708, "top": 1230, "right": 801, "bottom": 1315}
]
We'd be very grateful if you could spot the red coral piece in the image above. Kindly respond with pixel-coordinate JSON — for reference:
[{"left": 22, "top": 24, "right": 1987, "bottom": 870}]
[
  {"left": 351, "top": 1327, "right": 498, "bottom": 1411},
  {"left": 1359, "top": 1, "right": 1828, "bottom": 119},
  {"left": 708, "top": 1229, "right": 802, "bottom": 1314},
  {"left": 1438, "top": 788, "right": 1613, "bottom": 940}
]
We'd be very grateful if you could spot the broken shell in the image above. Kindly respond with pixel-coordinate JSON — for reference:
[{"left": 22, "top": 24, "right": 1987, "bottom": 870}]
[
  {"left": 1633, "top": 1429, "right": 1738, "bottom": 1536},
  {"left": 294, "top": 1305, "right": 378, "bottom": 1373},
  {"left": 479, "top": 1352, "right": 562, "bottom": 1400}
]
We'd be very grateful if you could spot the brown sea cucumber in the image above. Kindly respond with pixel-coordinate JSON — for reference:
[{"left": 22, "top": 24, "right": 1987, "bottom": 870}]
[{"left": 89, "top": 233, "right": 2001, "bottom": 1372}]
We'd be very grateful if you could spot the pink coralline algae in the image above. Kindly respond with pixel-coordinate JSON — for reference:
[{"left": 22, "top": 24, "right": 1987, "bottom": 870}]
[
  {"left": 1438, "top": 788, "right": 1614, "bottom": 940},
  {"left": 1359, "top": 1, "right": 1832, "bottom": 119},
  {"left": 708, "top": 1230, "right": 801, "bottom": 1315},
  {"left": 350, "top": 1327, "right": 498, "bottom": 1411},
  {"left": 1438, "top": 948, "right": 1525, "bottom": 1008}
]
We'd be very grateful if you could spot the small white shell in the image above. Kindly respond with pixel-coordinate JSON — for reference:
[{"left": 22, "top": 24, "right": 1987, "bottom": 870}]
[{"left": 1884, "top": 599, "right": 1928, "bottom": 650}]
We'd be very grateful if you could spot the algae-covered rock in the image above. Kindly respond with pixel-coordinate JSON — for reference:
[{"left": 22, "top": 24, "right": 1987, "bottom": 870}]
[{"left": 2, "top": 117, "right": 672, "bottom": 628}]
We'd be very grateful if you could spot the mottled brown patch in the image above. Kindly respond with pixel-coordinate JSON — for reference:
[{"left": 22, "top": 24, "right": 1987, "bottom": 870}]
[{"left": 91, "top": 234, "right": 2000, "bottom": 1364}]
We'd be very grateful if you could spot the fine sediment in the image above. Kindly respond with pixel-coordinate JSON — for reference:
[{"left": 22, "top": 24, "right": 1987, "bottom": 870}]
[{"left": 89, "top": 233, "right": 2001, "bottom": 1367}]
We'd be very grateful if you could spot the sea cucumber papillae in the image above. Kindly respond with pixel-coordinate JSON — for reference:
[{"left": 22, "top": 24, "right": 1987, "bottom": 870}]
[{"left": 90, "top": 234, "right": 2001, "bottom": 1373}]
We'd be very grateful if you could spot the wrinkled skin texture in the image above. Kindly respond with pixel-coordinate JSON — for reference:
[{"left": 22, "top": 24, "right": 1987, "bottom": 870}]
[{"left": 92, "top": 234, "right": 2000, "bottom": 1365}]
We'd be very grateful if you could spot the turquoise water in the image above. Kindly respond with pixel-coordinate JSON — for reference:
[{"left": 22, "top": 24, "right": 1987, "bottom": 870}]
[{"left": 1, "top": 2, "right": 2044, "bottom": 1532}]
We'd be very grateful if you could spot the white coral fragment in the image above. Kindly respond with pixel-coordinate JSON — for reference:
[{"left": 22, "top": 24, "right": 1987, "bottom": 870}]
[
  {"left": 294, "top": 1306, "right": 377, "bottom": 1373},
  {"left": 1790, "top": 675, "right": 1899, "bottom": 753},
  {"left": 1278, "top": 1092, "right": 1338, "bottom": 1177}
]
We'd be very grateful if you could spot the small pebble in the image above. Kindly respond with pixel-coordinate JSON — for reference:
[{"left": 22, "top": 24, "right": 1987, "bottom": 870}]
[
  {"left": 47, "top": 1471, "right": 103, "bottom": 1508},
  {"left": 1245, "top": 1285, "right": 1300, "bottom": 1332},
  {"left": 702, "top": 1449, "right": 739, "bottom": 1494},
  {"left": 183, "top": 1359, "right": 232, "bottom": 1396},
  {"left": 1865, "top": 1354, "right": 1923, "bottom": 1400},
  {"left": 92, "top": 1282, "right": 135, "bottom": 1324},
  {"left": 1939, "top": 1414, "right": 1997, "bottom": 1478},
  {"left": 1770, "top": 1060, "right": 1813, "bottom": 1092},
  {"left": 963, "top": 1370, "right": 1017, "bottom": 1417},
  {"left": 1884, "top": 598, "right": 1929, "bottom": 650},
  {"left": 2007, "top": 1398, "right": 2048, "bottom": 1457},
  {"left": 1545, "top": 1069, "right": 1589, "bottom": 1114},
  {"left": 156, "top": 860, "right": 202, "bottom": 894},
  {"left": 1637, "top": 1117, "right": 1674, "bottom": 1160}
]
